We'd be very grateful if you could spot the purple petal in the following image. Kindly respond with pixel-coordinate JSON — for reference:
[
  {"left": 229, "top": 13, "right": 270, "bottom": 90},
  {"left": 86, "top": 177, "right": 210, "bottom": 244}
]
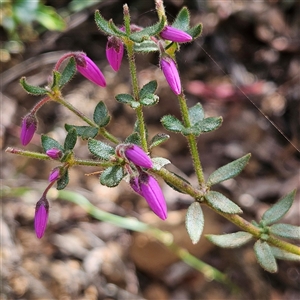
[
  {"left": 160, "top": 57, "right": 181, "bottom": 95},
  {"left": 75, "top": 53, "right": 106, "bottom": 87},
  {"left": 20, "top": 114, "right": 37, "bottom": 146},
  {"left": 125, "top": 145, "right": 153, "bottom": 169},
  {"left": 140, "top": 174, "right": 167, "bottom": 220},
  {"left": 106, "top": 36, "right": 124, "bottom": 71},
  {"left": 49, "top": 168, "right": 60, "bottom": 182},
  {"left": 46, "top": 148, "right": 62, "bottom": 159},
  {"left": 34, "top": 197, "right": 49, "bottom": 239},
  {"left": 160, "top": 26, "right": 192, "bottom": 43}
]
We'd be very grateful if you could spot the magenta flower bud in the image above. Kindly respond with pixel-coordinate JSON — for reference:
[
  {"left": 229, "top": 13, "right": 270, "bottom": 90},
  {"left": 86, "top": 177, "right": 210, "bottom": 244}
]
[
  {"left": 34, "top": 196, "right": 49, "bottom": 239},
  {"left": 139, "top": 173, "right": 167, "bottom": 220},
  {"left": 160, "top": 26, "right": 192, "bottom": 43},
  {"left": 130, "top": 177, "right": 142, "bottom": 196},
  {"left": 124, "top": 145, "right": 153, "bottom": 169},
  {"left": 74, "top": 53, "right": 106, "bottom": 87},
  {"left": 20, "top": 113, "right": 37, "bottom": 146},
  {"left": 46, "top": 148, "right": 62, "bottom": 159},
  {"left": 106, "top": 36, "right": 124, "bottom": 71},
  {"left": 49, "top": 168, "right": 60, "bottom": 182},
  {"left": 160, "top": 56, "right": 181, "bottom": 95}
]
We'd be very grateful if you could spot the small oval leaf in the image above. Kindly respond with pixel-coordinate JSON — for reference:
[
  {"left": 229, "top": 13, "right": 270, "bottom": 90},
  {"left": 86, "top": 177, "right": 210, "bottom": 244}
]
[
  {"left": 64, "top": 128, "right": 77, "bottom": 150},
  {"left": 149, "top": 133, "right": 170, "bottom": 149},
  {"left": 270, "top": 246, "right": 300, "bottom": 262},
  {"left": 161, "top": 115, "right": 184, "bottom": 133},
  {"left": 207, "top": 154, "right": 251, "bottom": 186},
  {"left": 100, "top": 166, "right": 124, "bottom": 187},
  {"left": 205, "top": 191, "right": 242, "bottom": 214},
  {"left": 254, "top": 240, "right": 278, "bottom": 273},
  {"left": 59, "top": 57, "right": 76, "bottom": 88},
  {"left": 56, "top": 169, "right": 69, "bottom": 190},
  {"left": 186, "top": 202, "right": 204, "bottom": 244},
  {"left": 151, "top": 157, "right": 171, "bottom": 171},
  {"left": 206, "top": 231, "right": 253, "bottom": 248},
  {"left": 93, "top": 101, "right": 110, "bottom": 127},
  {"left": 262, "top": 190, "right": 296, "bottom": 225},
  {"left": 269, "top": 223, "right": 300, "bottom": 240},
  {"left": 88, "top": 139, "right": 115, "bottom": 161},
  {"left": 188, "top": 103, "right": 205, "bottom": 126},
  {"left": 20, "top": 77, "right": 48, "bottom": 96},
  {"left": 41, "top": 135, "right": 63, "bottom": 152}
]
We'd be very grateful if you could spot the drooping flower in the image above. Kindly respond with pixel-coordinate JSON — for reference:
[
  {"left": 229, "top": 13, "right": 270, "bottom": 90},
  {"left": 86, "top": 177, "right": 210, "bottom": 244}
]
[
  {"left": 106, "top": 36, "right": 124, "bottom": 71},
  {"left": 34, "top": 196, "right": 49, "bottom": 239},
  {"left": 124, "top": 145, "right": 153, "bottom": 169},
  {"left": 49, "top": 168, "right": 60, "bottom": 182},
  {"left": 160, "top": 56, "right": 181, "bottom": 95},
  {"left": 46, "top": 148, "right": 62, "bottom": 159},
  {"left": 74, "top": 52, "right": 106, "bottom": 87},
  {"left": 160, "top": 26, "right": 192, "bottom": 43},
  {"left": 20, "top": 113, "right": 38, "bottom": 146},
  {"left": 136, "top": 173, "right": 167, "bottom": 220}
]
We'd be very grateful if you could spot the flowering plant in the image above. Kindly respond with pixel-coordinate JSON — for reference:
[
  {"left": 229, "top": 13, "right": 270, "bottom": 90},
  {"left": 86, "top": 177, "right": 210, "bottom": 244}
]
[{"left": 6, "top": 0, "right": 299, "bottom": 277}]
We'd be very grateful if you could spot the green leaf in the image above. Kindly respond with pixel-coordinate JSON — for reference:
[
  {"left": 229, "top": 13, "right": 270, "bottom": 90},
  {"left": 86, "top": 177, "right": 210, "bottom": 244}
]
[
  {"left": 207, "top": 154, "right": 251, "bottom": 186},
  {"left": 93, "top": 101, "right": 110, "bottom": 127},
  {"left": 149, "top": 133, "right": 170, "bottom": 149},
  {"left": 134, "top": 40, "right": 159, "bottom": 53},
  {"left": 140, "top": 81, "right": 158, "bottom": 98},
  {"left": 51, "top": 71, "right": 61, "bottom": 89},
  {"left": 206, "top": 231, "right": 253, "bottom": 248},
  {"left": 269, "top": 224, "right": 300, "bottom": 240},
  {"left": 100, "top": 166, "right": 124, "bottom": 187},
  {"left": 205, "top": 191, "right": 243, "bottom": 214},
  {"left": 195, "top": 117, "right": 223, "bottom": 133},
  {"left": 115, "top": 93, "right": 134, "bottom": 103},
  {"left": 254, "top": 240, "right": 277, "bottom": 273},
  {"left": 270, "top": 246, "right": 300, "bottom": 262},
  {"left": 140, "top": 94, "right": 159, "bottom": 106},
  {"left": 125, "top": 132, "right": 141, "bottom": 145},
  {"left": 94, "top": 10, "right": 115, "bottom": 35},
  {"left": 35, "top": 4, "right": 66, "bottom": 31},
  {"left": 108, "top": 19, "right": 127, "bottom": 37},
  {"left": 56, "top": 169, "right": 69, "bottom": 190},
  {"left": 88, "top": 139, "right": 115, "bottom": 161},
  {"left": 41, "top": 135, "right": 63, "bottom": 152},
  {"left": 129, "top": 16, "right": 166, "bottom": 42},
  {"left": 65, "top": 124, "right": 98, "bottom": 140},
  {"left": 64, "top": 128, "right": 77, "bottom": 150},
  {"left": 262, "top": 190, "right": 296, "bottom": 225},
  {"left": 185, "top": 202, "right": 204, "bottom": 244},
  {"left": 187, "top": 23, "right": 203, "bottom": 39},
  {"left": 59, "top": 57, "right": 76, "bottom": 88},
  {"left": 188, "top": 103, "right": 205, "bottom": 126},
  {"left": 161, "top": 115, "right": 185, "bottom": 133},
  {"left": 172, "top": 7, "right": 190, "bottom": 31},
  {"left": 20, "top": 77, "right": 48, "bottom": 96},
  {"left": 151, "top": 157, "right": 171, "bottom": 171}
]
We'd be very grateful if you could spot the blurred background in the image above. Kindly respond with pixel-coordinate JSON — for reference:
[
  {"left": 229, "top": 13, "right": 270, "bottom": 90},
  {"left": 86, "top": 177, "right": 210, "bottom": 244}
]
[{"left": 1, "top": 0, "right": 300, "bottom": 299}]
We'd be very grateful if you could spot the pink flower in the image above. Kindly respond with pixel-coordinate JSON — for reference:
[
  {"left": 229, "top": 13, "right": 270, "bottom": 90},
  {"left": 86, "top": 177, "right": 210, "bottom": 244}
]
[
  {"left": 132, "top": 173, "right": 167, "bottom": 220},
  {"left": 34, "top": 196, "right": 49, "bottom": 239},
  {"left": 74, "top": 53, "right": 106, "bottom": 87},
  {"left": 106, "top": 36, "right": 124, "bottom": 71},
  {"left": 46, "top": 148, "right": 62, "bottom": 159},
  {"left": 20, "top": 113, "right": 37, "bottom": 146},
  {"left": 125, "top": 145, "right": 153, "bottom": 169},
  {"left": 160, "top": 56, "right": 181, "bottom": 95},
  {"left": 49, "top": 168, "right": 60, "bottom": 182},
  {"left": 160, "top": 26, "right": 192, "bottom": 43}
]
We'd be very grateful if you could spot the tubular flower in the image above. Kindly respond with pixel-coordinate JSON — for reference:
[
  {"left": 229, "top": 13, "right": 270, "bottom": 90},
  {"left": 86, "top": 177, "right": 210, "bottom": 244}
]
[
  {"left": 49, "top": 168, "right": 60, "bottom": 182},
  {"left": 20, "top": 113, "right": 38, "bottom": 146},
  {"left": 160, "top": 56, "right": 181, "bottom": 95},
  {"left": 34, "top": 196, "right": 49, "bottom": 239},
  {"left": 124, "top": 145, "right": 153, "bottom": 169},
  {"left": 160, "top": 26, "right": 192, "bottom": 43},
  {"left": 74, "top": 52, "right": 106, "bottom": 87},
  {"left": 46, "top": 148, "right": 62, "bottom": 159},
  {"left": 136, "top": 173, "right": 167, "bottom": 220},
  {"left": 106, "top": 36, "right": 124, "bottom": 71}
]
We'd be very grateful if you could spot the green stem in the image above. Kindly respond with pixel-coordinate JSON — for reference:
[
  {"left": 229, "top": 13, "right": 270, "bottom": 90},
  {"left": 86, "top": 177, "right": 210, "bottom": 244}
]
[
  {"left": 178, "top": 94, "right": 205, "bottom": 185},
  {"left": 152, "top": 167, "right": 300, "bottom": 256},
  {"left": 123, "top": 5, "right": 147, "bottom": 151},
  {"left": 55, "top": 97, "right": 119, "bottom": 144},
  {"left": 5, "top": 147, "right": 50, "bottom": 160}
]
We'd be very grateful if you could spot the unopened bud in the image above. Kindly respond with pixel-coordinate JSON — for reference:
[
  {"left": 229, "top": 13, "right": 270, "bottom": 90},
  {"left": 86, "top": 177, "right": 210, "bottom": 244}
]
[
  {"left": 34, "top": 196, "right": 49, "bottom": 239},
  {"left": 20, "top": 113, "right": 37, "bottom": 146}
]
